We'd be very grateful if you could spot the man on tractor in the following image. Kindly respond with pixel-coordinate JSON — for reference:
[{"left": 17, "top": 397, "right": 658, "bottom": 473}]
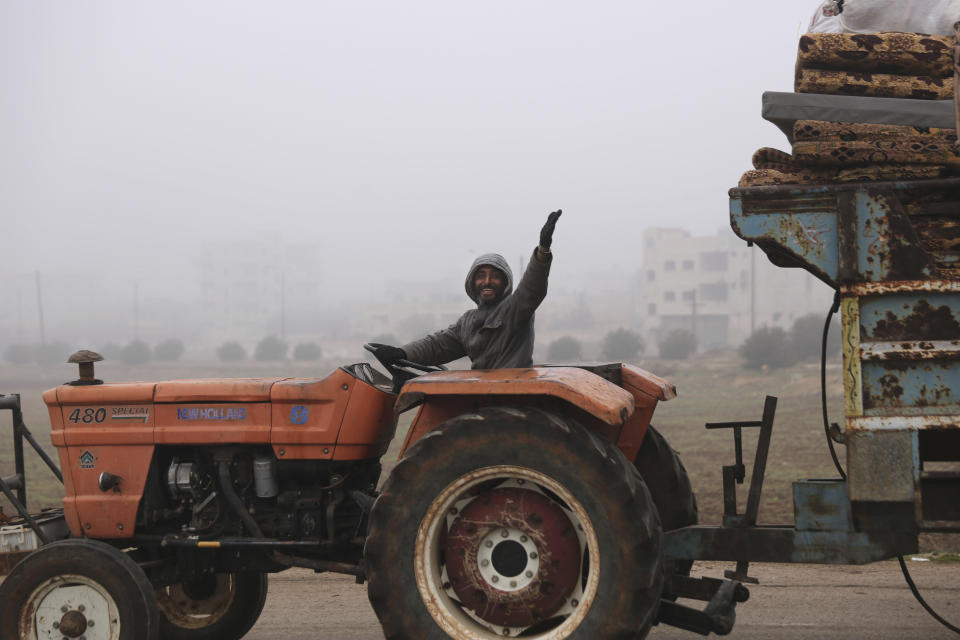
[{"left": 369, "top": 209, "right": 562, "bottom": 369}]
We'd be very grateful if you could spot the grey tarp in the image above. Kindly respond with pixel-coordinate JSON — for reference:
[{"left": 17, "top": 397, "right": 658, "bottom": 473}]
[{"left": 763, "top": 91, "right": 954, "bottom": 141}]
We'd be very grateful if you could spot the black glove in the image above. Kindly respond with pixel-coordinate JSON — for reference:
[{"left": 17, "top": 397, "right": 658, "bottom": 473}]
[
  {"left": 539, "top": 209, "right": 562, "bottom": 250},
  {"left": 370, "top": 343, "right": 406, "bottom": 366}
]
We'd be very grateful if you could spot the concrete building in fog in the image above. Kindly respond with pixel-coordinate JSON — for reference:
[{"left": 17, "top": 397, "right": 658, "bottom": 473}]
[{"left": 640, "top": 227, "right": 832, "bottom": 352}]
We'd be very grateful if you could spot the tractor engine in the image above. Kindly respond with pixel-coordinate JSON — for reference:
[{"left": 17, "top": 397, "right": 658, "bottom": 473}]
[{"left": 140, "top": 447, "right": 379, "bottom": 544}]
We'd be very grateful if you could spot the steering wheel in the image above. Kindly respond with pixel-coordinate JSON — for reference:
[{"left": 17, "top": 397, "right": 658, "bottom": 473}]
[{"left": 363, "top": 343, "right": 448, "bottom": 373}]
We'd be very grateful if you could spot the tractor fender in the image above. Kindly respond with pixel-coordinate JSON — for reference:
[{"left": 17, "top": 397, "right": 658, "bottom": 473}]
[
  {"left": 396, "top": 364, "right": 678, "bottom": 459},
  {"left": 396, "top": 367, "right": 637, "bottom": 456},
  {"left": 397, "top": 366, "right": 635, "bottom": 425}
]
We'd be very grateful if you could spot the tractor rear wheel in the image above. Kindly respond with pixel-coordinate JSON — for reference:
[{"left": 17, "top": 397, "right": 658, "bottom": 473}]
[
  {"left": 0, "top": 538, "right": 159, "bottom": 640},
  {"left": 155, "top": 572, "right": 268, "bottom": 640},
  {"left": 634, "top": 425, "right": 698, "bottom": 582},
  {"left": 366, "top": 406, "right": 663, "bottom": 639}
]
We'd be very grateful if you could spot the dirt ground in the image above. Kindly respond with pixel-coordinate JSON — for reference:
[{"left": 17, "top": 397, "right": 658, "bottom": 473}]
[{"left": 246, "top": 560, "right": 959, "bottom": 639}]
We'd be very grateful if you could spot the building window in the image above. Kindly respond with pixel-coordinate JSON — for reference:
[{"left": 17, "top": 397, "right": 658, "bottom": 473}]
[
  {"left": 682, "top": 259, "right": 694, "bottom": 270},
  {"left": 699, "top": 282, "right": 728, "bottom": 302},
  {"left": 647, "top": 270, "right": 656, "bottom": 281},
  {"left": 681, "top": 290, "right": 695, "bottom": 302},
  {"left": 664, "top": 291, "right": 675, "bottom": 302},
  {"left": 700, "top": 251, "right": 728, "bottom": 271},
  {"left": 648, "top": 303, "right": 657, "bottom": 316},
  {"left": 665, "top": 260, "right": 676, "bottom": 271}
]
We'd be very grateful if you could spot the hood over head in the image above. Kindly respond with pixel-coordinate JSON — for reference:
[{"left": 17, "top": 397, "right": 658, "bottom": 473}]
[{"left": 464, "top": 253, "right": 513, "bottom": 304}]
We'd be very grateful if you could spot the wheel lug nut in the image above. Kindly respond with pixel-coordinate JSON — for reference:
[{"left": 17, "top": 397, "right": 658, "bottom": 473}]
[
  {"left": 530, "top": 552, "right": 538, "bottom": 559},
  {"left": 571, "top": 598, "right": 579, "bottom": 607},
  {"left": 500, "top": 529, "right": 509, "bottom": 538},
  {"left": 449, "top": 507, "right": 458, "bottom": 515},
  {"left": 517, "top": 479, "right": 525, "bottom": 484},
  {"left": 77, "top": 605, "right": 85, "bottom": 612},
  {"left": 525, "top": 571, "right": 533, "bottom": 578},
  {"left": 520, "top": 535, "right": 528, "bottom": 543},
  {"left": 510, "top": 580, "right": 517, "bottom": 587},
  {"left": 88, "top": 621, "right": 95, "bottom": 628},
  {"left": 61, "top": 606, "right": 68, "bottom": 613},
  {"left": 491, "top": 576, "right": 499, "bottom": 583},
  {"left": 485, "top": 541, "right": 494, "bottom": 548},
  {"left": 53, "top": 622, "right": 60, "bottom": 629},
  {"left": 443, "top": 581, "right": 451, "bottom": 589},
  {"left": 481, "top": 559, "right": 489, "bottom": 567}
]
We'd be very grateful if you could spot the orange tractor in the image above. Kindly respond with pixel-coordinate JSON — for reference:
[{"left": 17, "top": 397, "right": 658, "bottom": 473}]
[{"left": 0, "top": 345, "right": 720, "bottom": 640}]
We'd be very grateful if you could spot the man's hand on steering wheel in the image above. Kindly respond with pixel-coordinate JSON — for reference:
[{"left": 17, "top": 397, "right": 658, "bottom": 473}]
[
  {"left": 367, "top": 343, "right": 406, "bottom": 367},
  {"left": 364, "top": 343, "right": 447, "bottom": 373}
]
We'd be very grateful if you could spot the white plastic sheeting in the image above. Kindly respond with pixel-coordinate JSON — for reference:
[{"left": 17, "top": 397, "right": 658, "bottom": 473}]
[{"left": 808, "top": 0, "right": 960, "bottom": 36}]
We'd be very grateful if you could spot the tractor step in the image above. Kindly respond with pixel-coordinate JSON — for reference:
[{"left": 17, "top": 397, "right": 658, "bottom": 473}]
[{"left": 657, "top": 575, "right": 750, "bottom": 636}]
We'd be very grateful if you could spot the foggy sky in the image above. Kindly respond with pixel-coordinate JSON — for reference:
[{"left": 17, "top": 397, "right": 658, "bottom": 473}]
[{"left": 1, "top": 1, "right": 818, "bottom": 346}]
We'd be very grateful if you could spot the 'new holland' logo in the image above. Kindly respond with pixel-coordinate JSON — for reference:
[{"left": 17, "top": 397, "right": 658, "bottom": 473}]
[{"left": 176, "top": 407, "right": 248, "bottom": 421}]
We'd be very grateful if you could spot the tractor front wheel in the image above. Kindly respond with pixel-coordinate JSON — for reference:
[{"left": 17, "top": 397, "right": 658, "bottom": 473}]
[
  {"left": 0, "top": 538, "right": 159, "bottom": 640},
  {"left": 366, "top": 407, "right": 663, "bottom": 639},
  {"left": 155, "top": 572, "right": 268, "bottom": 640}
]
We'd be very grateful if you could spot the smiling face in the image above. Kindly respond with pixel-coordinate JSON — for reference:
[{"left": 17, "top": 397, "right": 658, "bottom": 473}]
[{"left": 473, "top": 265, "right": 506, "bottom": 305}]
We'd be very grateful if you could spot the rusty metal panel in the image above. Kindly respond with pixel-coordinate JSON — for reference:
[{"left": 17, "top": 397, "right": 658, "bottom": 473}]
[
  {"left": 848, "top": 289, "right": 960, "bottom": 419},
  {"left": 861, "top": 361, "right": 960, "bottom": 415},
  {"left": 846, "top": 430, "right": 917, "bottom": 503},
  {"left": 858, "top": 291, "right": 960, "bottom": 341},
  {"left": 853, "top": 190, "right": 937, "bottom": 282},
  {"left": 793, "top": 480, "right": 852, "bottom": 532},
  {"left": 731, "top": 180, "right": 955, "bottom": 285},
  {"left": 730, "top": 194, "right": 840, "bottom": 285}
]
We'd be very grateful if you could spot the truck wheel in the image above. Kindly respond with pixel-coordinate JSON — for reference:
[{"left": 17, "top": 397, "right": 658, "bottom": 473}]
[
  {"left": 156, "top": 572, "right": 268, "bottom": 640},
  {"left": 0, "top": 538, "right": 159, "bottom": 640},
  {"left": 634, "top": 425, "right": 698, "bottom": 581},
  {"left": 366, "top": 406, "right": 663, "bottom": 639}
]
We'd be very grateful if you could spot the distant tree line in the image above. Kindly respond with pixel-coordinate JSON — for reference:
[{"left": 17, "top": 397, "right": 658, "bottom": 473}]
[
  {"left": 2, "top": 336, "right": 326, "bottom": 365},
  {"left": 217, "top": 337, "right": 323, "bottom": 362},
  {"left": 740, "top": 313, "right": 841, "bottom": 370}
]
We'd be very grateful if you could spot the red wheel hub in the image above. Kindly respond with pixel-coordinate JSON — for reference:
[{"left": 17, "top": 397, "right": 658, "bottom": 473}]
[{"left": 444, "top": 486, "right": 582, "bottom": 627}]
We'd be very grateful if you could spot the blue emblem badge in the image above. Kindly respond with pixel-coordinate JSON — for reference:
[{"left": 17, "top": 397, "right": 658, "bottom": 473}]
[{"left": 290, "top": 405, "right": 309, "bottom": 424}]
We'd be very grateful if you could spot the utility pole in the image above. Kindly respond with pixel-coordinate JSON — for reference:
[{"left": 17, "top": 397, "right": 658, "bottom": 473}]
[
  {"left": 34, "top": 270, "right": 46, "bottom": 346},
  {"left": 133, "top": 282, "right": 140, "bottom": 340},
  {"left": 17, "top": 287, "right": 23, "bottom": 342},
  {"left": 280, "top": 271, "right": 286, "bottom": 341},
  {"left": 690, "top": 289, "right": 697, "bottom": 342}
]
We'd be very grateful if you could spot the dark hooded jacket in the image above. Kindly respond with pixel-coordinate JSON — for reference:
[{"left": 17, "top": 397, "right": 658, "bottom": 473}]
[{"left": 400, "top": 249, "right": 552, "bottom": 369}]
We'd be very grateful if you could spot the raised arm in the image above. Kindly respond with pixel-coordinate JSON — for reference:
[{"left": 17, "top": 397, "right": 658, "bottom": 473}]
[{"left": 512, "top": 209, "right": 561, "bottom": 318}]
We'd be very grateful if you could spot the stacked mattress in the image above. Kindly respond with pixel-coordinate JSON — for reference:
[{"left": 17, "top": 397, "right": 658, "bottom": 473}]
[
  {"left": 740, "top": 31, "right": 960, "bottom": 187},
  {"left": 795, "top": 32, "right": 955, "bottom": 100}
]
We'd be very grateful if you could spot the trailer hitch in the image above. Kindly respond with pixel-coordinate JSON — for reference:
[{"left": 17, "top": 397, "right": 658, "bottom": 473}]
[
  {"left": 657, "top": 574, "right": 750, "bottom": 635},
  {"left": 703, "top": 395, "right": 777, "bottom": 583}
]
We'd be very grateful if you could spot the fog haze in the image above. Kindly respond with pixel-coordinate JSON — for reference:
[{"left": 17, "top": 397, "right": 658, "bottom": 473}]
[{"left": 1, "top": 1, "right": 823, "bottom": 356}]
